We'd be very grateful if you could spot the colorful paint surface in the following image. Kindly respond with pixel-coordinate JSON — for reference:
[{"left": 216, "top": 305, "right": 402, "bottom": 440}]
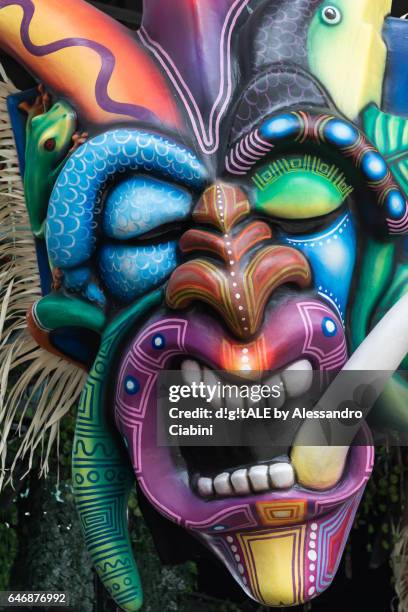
[{"left": 1, "top": 1, "right": 408, "bottom": 610}]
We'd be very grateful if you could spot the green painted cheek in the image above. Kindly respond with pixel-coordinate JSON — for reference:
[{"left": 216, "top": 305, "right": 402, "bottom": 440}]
[{"left": 254, "top": 172, "right": 348, "bottom": 220}]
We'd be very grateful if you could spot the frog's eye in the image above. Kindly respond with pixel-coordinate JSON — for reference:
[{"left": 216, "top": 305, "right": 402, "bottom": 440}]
[
  {"left": 44, "top": 137, "right": 56, "bottom": 152},
  {"left": 321, "top": 5, "right": 342, "bottom": 25}
]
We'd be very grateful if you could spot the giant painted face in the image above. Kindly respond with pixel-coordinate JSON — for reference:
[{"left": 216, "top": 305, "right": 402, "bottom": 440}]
[{"left": 2, "top": 0, "right": 408, "bottom": 609}]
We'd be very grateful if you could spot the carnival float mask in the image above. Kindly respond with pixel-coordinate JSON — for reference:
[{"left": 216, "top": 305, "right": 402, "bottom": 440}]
[{"left": 2, "top": 0, "right": 408, "bottom": 609}]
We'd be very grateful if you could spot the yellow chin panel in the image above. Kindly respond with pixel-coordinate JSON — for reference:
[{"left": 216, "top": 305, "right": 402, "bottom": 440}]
[
  {"left": 308, "top": 0, "right": 392, "bottom": 120},
  {"left": 237, "top": 525, "right": 306, "bottom": 606}
]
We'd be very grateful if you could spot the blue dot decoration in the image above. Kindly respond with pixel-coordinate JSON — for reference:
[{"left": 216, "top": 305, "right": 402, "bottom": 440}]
[
  {"left": 261, "top": 114, "right": 300, "bottom": 141},
  {"left": 213, "top": 524, "right": 227, "bottom": 532},
  {"left": 324, "top": 119, "right": 358, "bottom": 147},
  {"left": 152, "top": 334, "right": 166, "bottom": 350},
  {"left": 322, "top": 317, "right": 338, "bottom": 337},
  {"left": 361, "top": 151, "right": 387, "bottom": 181},
  {"left": 124, "top": 375, "right": 140, "bottom": 395},
  {"left": 386, "top": 190, "right": 406, "bottom": 220}
]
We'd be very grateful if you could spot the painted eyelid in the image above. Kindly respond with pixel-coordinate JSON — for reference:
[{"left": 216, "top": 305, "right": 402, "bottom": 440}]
[
  {"left": 252, "top": 159, "right": 353, "bottom": 220},
  {"left": 103, "top": 175, "right": 193, "bottom": 240}
]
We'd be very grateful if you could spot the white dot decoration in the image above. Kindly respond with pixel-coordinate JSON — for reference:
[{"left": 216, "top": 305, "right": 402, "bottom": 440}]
[
  {"left": 307, "top": 525, "right": 318, "bottom": 584},
  {"left": 318, "top": 287, "right": 344, "bottom": 324},
  {"left": 285, "top": 215, "right": 350, "bottom": 249}
]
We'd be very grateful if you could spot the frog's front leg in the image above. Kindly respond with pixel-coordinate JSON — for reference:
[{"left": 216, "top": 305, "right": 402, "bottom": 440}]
[
  {"left": 18, "top": 83, "right": 51, "bottom": 120},
  {"left": 69, "top": 130, "right": 89, "bottom": 154}
]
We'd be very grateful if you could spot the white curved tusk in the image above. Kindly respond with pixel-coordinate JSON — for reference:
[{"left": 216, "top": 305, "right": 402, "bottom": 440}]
[{"left": 292, "top": 292, "right": 408, "bottom": 490}]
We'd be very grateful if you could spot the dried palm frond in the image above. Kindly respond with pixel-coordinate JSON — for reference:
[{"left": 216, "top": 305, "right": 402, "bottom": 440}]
[
  {"left": 0, "top": 71, "right": 86, "bottom": 491},
  {"left": 392, "top": 524, "right": 408, "bottom": 611}
]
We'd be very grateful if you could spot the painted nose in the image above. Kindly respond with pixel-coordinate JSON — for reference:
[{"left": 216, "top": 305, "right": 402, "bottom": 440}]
[{"left": 166, "top": 182, "right": 312, "bottom": 340}]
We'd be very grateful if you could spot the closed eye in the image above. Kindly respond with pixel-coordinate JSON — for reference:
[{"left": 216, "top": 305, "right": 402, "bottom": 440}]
[
  {"left": 251, "top": 154, "right": 353, "bottom": 221},
  {"left": 272, "top": 204, "right": 348, "bottom": 236},
  {"left": 115, "top": 221, "right": 187, "bottom": 245}
]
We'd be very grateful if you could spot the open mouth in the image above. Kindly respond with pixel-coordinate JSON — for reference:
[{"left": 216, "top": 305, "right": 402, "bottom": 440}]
[
  {"left": 113, "top": 297, "right": 376, "bottom": 532},
  {"left": 113, "top": 295, "right": 391, "bottom": 605},
  {"left": 177, "top": 357, "right": 315, "bottom": 499}
]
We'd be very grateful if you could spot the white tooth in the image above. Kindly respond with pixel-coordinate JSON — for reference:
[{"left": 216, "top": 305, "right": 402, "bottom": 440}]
[
  {"left": 197, "top": 477, "right": 213, "bottom": 498},
  {"left": 214, "top": 472, "right": 233, "bottom": 496},
  {"left": 227, "top": 385, "right": 246, "bottom": 413},
  {"left": 269, "top": 463, "right": 295, "bottom": 489},
  {"left": 264, "top": 374, "right": 285, "bottom": 409},
  {"left": 231, "top": 469, "right": 250, "bottom": 495},
  {"left": 248, "top": 465, "right": 269, "bottom": 492},
  {"left": 282, "top": 360, "right": 313, "bottom": 398},
  {"left": 203, "top": 367, "right": 222, "bottom": 409},
  {"left": 181, "top": 359, "right": 202, "bottom": 386}
]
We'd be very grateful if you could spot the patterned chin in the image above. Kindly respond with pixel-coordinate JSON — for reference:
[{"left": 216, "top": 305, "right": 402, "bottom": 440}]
[{"left": 114, "top": 297, "right": 373, "bottom": 606}]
